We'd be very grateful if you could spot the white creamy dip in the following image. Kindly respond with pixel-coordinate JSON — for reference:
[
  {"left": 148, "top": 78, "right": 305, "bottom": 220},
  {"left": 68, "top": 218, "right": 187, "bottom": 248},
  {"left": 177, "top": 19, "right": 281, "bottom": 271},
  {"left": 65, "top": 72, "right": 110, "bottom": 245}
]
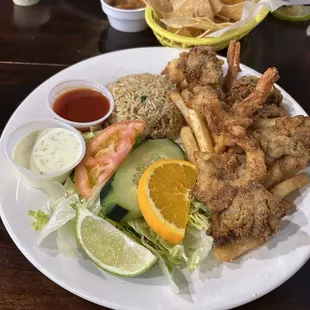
[{"left": 13, "top": 127, "right": 82, "bottom": 174}]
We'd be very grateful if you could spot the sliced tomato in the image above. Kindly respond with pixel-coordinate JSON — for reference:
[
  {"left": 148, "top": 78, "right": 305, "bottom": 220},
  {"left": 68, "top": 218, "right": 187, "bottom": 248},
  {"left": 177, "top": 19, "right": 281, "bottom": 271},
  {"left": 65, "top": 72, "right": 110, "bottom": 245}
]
[{"left": 75, "top": 120, "right": 145, "bottom": 199}]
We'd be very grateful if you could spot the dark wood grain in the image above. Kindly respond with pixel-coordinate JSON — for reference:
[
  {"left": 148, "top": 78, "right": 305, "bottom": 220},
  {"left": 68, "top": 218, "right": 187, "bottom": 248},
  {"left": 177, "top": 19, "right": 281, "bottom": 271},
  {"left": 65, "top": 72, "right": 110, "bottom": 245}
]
[
  {"left": 1, "top": 0, "right": 310, "bottom": 309},
  {"left": 0, "top": 63, "right": 65, "bottom": 130},
  {"left": 0, "top": 0, "right": 159, "bottom": 65}
]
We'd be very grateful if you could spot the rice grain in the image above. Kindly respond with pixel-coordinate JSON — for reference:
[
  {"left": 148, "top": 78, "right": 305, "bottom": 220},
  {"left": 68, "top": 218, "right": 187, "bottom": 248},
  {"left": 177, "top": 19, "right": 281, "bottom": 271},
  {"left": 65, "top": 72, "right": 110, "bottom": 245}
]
[{"left": 107, "top": 74, "right": 184, "bottom": 139}]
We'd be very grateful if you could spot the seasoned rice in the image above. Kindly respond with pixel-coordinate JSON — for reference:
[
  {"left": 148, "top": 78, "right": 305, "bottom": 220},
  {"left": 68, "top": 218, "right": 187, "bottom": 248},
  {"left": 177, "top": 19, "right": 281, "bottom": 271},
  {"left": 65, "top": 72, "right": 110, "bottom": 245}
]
[{"left": 106, "top": 74, "right": 184, "bottom": 139}]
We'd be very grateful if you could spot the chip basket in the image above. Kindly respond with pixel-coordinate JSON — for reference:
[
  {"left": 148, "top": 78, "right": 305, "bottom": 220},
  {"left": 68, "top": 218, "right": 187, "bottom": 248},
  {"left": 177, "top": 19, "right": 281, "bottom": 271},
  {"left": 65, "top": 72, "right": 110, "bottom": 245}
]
[{"left": 145, "top": 6, "right": 269, "bottom": 50}]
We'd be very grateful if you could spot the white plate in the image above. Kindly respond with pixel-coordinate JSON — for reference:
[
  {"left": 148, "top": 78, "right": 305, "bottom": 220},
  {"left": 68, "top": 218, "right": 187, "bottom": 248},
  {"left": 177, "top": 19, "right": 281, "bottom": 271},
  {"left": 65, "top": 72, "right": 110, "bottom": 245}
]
[{"left": 0, "top": 47, "right": 309, "bottom": 310}]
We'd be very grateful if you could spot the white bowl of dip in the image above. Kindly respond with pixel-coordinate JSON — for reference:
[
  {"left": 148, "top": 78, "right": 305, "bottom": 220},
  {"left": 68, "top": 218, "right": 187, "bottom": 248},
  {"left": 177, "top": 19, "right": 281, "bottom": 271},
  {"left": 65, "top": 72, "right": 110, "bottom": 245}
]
[
  {"left": 100, "top": 0, "right": 148, "bottom": 33},
  {"left": 4, "top": 119, "right": 86, "bottom": 188}
]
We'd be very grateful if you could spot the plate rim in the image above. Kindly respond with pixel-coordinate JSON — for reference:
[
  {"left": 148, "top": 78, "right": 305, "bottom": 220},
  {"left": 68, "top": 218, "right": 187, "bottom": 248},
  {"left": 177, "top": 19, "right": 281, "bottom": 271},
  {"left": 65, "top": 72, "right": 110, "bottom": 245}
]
[{"left": 0, "top": 46, "right": 309, "bottom": 310}]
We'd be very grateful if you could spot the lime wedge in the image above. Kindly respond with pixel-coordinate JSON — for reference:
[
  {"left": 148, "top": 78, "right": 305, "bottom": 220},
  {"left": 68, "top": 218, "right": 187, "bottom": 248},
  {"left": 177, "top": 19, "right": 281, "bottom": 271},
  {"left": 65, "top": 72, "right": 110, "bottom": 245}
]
[
  {"left": 75, "top": 207, "right": 157, "bottom": 276},
  {"left": 272, "top": 5, "right": 310, "bottom": 21}
]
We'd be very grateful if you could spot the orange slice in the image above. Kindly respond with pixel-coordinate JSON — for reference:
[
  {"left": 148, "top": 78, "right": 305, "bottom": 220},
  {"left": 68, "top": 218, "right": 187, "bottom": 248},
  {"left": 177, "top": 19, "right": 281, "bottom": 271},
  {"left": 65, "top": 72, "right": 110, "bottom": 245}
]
[{"left": 137, "top": 159, "right": 196, "bottom": 245}]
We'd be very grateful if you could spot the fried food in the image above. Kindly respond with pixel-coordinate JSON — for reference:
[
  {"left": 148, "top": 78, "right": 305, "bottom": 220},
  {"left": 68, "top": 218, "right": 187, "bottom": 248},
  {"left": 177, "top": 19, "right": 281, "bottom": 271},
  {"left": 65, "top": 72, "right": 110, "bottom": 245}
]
[
  {"left": 193, "top": 131, "right": 267, "bottom": 213},
  {"left": 145, "top": 0, "right": 246, "bottom": 38},
  {"left": 213, "top": 238, "right": 260, "bottom": 262},
  {"left": 162, "top": 42, "right": 310, "bottom": 262},
  {"left": 161, "top": 58, "right": 188, "bottom": 90},
  {"left": 213, "top": 198, "right": 296, "bottom": 262},
  {"left": 170, "top": 91, "right": 214, "bottom": 153},
  {"left": 187, "top": 85, "right": 251, "bottom": 135},
  {"left": 251, "top": 118, "right": 277, "bottom": 130},
  {"left": 223, "top": 40, "right": 240, "bottom": 93},
  {"left": 186, "top": 68, "right": 278, "bottom": 155},
  {"left": 271, "top": 173, "right": 310, "bottom": 201},
  {"left": 226, "top": 75, "right": 283, "bottom": 107},
  {"left": 180, "top": 126, "right": 199, "bottom": 163},
  {"left": 231, "top": 68, "right": 279, "bottom": 118},
  {"left": 263, "top": 156, "right": 308, "bottom": 189},
  {"left": 210, "top": 184, "right": 286, "bottom": 246},
  {"left": 253, "top": 116, "right": 310, "bottom": 162},
  {"left": 254, "top": 104, "right": 287, "bottom": 119},
  {"left": 162, "top": 46, "right": 224, "bottom": 90}
]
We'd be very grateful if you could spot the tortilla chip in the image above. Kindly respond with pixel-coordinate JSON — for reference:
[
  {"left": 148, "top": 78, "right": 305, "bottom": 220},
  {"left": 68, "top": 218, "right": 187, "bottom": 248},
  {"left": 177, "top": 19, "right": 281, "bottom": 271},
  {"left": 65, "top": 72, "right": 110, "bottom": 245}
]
[
  {"left": 219, "top": 2, "right": 244, "bottom": 21},
  {"left": 146, "top": 0, "right": 238, "bottom": 38},
  {"left": 169, "top": 0, "right": 188, "bottom": 11},
  {"left": 161, "top": 17, "right": 218, "bottom": 30},
  {"left": 170, "top": 0, "right": 214, "bottom": 21},
  {"left": 195, "top": 0, "right": 213, "bottom": 19},
  {"left": 188, "top": 27, "right": 204, "bottom": 37},
  {"left": 209, "top": 0, "right": 224, "bottom": 15},
  {"left": 166, "top": 26, "right": 195, "bottom": 37},
  {"left": 161, "top": 17, "right": 200, "bottom": 29},
  {"left": 144, "top": 0, "right": 173, "bottom": 18}
]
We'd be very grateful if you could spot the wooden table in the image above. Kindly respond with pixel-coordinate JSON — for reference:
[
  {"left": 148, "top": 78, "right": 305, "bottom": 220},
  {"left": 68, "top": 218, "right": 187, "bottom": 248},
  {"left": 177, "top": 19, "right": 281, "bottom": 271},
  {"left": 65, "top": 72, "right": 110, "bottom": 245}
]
[{"left": 1, "top": 0, "right": 310, "bottom": 309}]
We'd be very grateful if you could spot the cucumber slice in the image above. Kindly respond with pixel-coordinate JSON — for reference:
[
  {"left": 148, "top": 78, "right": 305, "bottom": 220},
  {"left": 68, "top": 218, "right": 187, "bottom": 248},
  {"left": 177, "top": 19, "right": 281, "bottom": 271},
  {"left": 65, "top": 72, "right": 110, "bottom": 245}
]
[
  {"left": 100, "top": 179, "right": 129, "bottom": 222},
  {"left": 112, "top": 139, "right": 184, "bottom": 222}
]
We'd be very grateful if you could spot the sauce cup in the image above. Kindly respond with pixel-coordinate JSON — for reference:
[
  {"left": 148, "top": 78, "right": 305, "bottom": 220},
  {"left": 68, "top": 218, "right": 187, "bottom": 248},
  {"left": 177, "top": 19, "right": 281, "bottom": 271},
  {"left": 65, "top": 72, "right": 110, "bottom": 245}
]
[
  {"left": 100, "top": 0, "right": 148, "bottom": 33},
  {"left": 4, "top": 119, "right": 86, "bottom": 188},
  {"left": 47, "top": 79, "right": 114, "bottom": 131}
]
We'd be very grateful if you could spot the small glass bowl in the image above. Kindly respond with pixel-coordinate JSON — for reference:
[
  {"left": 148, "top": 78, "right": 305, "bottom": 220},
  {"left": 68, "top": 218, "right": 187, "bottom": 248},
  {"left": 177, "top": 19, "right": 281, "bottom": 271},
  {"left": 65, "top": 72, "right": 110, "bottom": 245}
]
[
  {"left": 4, "top": 119, "right": 86, "bottom": 188},
  {"left": 47, "top": 79, "right": 114, "bottom": 131}
]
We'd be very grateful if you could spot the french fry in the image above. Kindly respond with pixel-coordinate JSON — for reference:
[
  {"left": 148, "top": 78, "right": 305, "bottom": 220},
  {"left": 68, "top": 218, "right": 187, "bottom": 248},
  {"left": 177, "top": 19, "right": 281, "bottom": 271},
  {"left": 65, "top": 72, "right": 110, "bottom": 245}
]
[
  {"left": 264, "top": 163, "right": 286, "bottom": 190},
  {"left": 252, "top": 118, "right": 277, "bottom": 130},
  {"left": 170, "top": 91, "right": 190, "bottom": 121},
  {"left": 214, "top": 197, "right": 296, "bottom": 262},
  {"left": 181, "top": 88, "right": 194, "bottom": 103},
  {"left": 170, "top": 91, "right": 215, "bottom": 153},
  {"left": 263, "top": 156, "right": 307, "bottom": 190},
  {"left": 180, "top": 126, "right": 199, "bottom": 163},
  {"left": 214, "top": 134, "right": 227, "bottom": 154},
  {"left": 188, "top": 109, "right": 214, "bottom": 153},
  {"left": 214, "top": 238, "right": 260, "bottom": 262},
  {"left": 271, "top": 173, "right": 310, "bottom": 201}
]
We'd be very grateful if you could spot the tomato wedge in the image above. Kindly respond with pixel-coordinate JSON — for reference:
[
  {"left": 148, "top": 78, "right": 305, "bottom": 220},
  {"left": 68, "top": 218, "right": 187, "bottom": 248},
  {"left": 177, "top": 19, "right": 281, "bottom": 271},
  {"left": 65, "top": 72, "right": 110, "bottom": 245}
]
[{"left": 75, "top": 120, "right": 146, "bottom": 199}]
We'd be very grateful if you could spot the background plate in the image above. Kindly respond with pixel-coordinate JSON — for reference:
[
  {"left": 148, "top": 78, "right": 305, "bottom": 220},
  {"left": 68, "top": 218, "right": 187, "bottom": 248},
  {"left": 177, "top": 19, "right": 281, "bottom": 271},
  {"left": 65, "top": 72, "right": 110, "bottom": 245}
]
[{"left": 0, "top": 47, "right": 309, "bottom": 310}]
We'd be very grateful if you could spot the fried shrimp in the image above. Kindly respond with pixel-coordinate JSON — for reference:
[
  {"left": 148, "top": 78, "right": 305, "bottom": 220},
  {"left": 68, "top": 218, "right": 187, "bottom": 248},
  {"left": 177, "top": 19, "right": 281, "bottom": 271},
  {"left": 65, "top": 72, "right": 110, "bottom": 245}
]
[
  {"left": 162, "top": 42, "right": 310, "bottom": 262},
  {"left": 223, "top": 40, "right": 240, "bottom": 93},
  {"left": 231, "top": 68, "right": 280, "bottom": 118},
  {"left": 253, "top": 115, "right": 310, "bottom": 161},
  {"left": 210, "top": 184, "right": 286, "bottom": 247},
  {"left": 193, "top": 131, "right": 267, "bottom": 213},
  {"left": 162, "top": 46, "right": 224, "bottom": 91},
  {"left": 226, "top": 75, "right": 283, "bottom": 107}
]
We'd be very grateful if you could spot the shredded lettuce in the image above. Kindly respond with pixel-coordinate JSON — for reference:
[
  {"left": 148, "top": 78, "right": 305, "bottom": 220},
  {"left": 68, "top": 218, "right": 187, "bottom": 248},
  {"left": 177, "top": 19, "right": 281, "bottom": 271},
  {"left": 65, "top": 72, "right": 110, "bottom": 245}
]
[
  {"left": 126, "top": 198, "right": 213, "bottom": 291},
  {"left": 64, "top": 177, "right": 77, "bottom": 196},
  {"left": 56, "top": 220, "right": 80, "bottom": 258},
  {"left": 190, "top": 197, "right": 212, "bottom": 216},
  {"left": 28, "top": 210, "right": 49, "bottom": 231},
  {"left": 82, "top": 125, "right": 102, "bottom": 143},
  {"left": 128, "top": 201, "right": 213, "bottom": 292},
  {"left": 158, "top": 258, "right": 180, "bottom": 294},
  {"left": 188, "top": 212, "right": 210, "bottom": 230},
  {"left": 128, "top": 219, "right": 187, "bottom": 269},
  {"left": 183, "top": 227, "right": 213, "bottom": 271},
  {"left": 28, "top": 149, "right": 213, "bottom": 294},
  {"left": 31, "top": 178, "right": 102, "bottom": 251},
  {"left": 36, "top": 194, "right": 78, "bottom": 246}
]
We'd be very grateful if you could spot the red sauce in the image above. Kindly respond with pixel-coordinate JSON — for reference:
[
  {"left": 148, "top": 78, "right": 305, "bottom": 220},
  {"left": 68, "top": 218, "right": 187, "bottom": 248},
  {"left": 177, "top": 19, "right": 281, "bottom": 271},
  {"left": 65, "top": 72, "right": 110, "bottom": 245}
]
[{"left": 53, "top": 88, "right": 110, "bottom": 123}]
